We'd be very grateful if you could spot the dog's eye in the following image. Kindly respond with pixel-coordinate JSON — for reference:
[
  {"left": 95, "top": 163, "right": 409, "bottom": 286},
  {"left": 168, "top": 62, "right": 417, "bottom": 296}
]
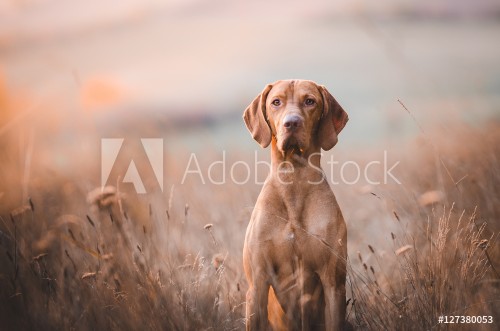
[
  {"left": 271, "top": 99, "right": 281, "bottom": 107},
  {"left": 305, "top": 98, "right": 315, "bottom": 106}
]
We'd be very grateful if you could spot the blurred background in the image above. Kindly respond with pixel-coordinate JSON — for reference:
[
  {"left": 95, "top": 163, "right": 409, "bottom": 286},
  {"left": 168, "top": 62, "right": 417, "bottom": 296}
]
[
  {"left": 1, "top": 1, "right": 500, "bottom": 329},
  {"left": 1, "top": 0, "right": 500, "bottom": 148},
  {"left": 1, "top": 0, "right": 500, "bottom": 273},
  {"left": 1, "top": 0, "right": 500, "bottom": 269}
]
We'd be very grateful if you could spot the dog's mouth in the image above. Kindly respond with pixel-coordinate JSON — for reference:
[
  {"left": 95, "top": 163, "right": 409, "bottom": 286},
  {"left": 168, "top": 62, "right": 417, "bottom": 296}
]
[{"left": 281, "top": 136, "right": 304, "bottom": 158}]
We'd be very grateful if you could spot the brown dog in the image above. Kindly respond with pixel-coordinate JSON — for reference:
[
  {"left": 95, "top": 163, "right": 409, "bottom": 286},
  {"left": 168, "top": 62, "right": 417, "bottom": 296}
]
[{"left": 243, "top": 80, "right": 348, "bottom": 330}]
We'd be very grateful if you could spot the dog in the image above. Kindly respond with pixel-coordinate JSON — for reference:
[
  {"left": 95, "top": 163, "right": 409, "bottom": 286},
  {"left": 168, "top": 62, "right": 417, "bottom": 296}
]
[{"left": 242, "top": 80, "right": 348, "bottom": 330}]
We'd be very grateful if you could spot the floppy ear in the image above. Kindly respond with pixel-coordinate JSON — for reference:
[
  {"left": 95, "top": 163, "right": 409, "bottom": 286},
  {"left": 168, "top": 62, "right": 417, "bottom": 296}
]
[
  {"left": 317, "top": 85, "right": 348, "bottom": 151},
  {"left": 243, "top": 84, "right": 273, "bottom": 148}
]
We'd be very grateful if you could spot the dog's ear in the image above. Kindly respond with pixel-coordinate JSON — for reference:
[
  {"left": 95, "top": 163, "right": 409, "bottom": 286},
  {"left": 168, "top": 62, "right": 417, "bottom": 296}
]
[
  {"left": 243, "top": 84, "right": 273, "bottom": 148},
  {"left": 317, "top": 85, "right": 348, "bottom": 151}
]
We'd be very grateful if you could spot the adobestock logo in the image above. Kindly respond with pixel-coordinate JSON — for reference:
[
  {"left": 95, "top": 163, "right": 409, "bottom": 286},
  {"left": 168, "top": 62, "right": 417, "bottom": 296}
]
[
  {"left": 181, "top": 151, "right": 401, "bottom": 186},
  {"left": 101, "top": 138, "right": 163, "bottom": 194},
  {"left": 101, "top": 138, "right": 401, "bottom": 194}
]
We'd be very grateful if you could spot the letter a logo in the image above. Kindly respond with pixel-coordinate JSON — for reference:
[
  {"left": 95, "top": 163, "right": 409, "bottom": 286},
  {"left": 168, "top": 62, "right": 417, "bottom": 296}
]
[{"left": 101, "top": 138, "right": 163, "bottom": 194}]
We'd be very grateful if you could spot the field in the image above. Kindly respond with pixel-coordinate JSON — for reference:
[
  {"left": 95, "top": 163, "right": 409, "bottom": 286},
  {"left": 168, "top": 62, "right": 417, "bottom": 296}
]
[{"left": 0, "top": 83, "right": 499, "bottom": 331}]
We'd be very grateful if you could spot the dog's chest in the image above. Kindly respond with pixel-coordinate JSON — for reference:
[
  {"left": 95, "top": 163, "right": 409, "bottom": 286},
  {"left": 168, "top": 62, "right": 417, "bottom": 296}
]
[
  {"left": 272, "top": 221, "right": 325, "bottom": 259},
  {"left": 252, "top": 179, "right": 339, "bottom": 260}
]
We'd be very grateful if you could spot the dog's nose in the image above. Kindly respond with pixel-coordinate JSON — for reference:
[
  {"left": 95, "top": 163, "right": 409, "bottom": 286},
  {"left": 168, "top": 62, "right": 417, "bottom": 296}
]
[{"left": 283, "top": 114, "right": 303, "bottom": 131}]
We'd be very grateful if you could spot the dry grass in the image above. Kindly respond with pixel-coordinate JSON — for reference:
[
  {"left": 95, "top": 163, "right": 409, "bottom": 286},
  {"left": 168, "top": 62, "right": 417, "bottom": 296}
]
[
  {"left": 0, "top": 112, "right": 499, "bottom": 330},
  {"left": 345, "top": 122, "right": 500, "bottom": 330},
  {"left": 349, "top": 206, "right": 498, "bottom": 330}
]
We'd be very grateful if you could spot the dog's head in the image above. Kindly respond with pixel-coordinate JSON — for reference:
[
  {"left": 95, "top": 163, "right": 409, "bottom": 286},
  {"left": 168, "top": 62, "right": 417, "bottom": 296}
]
[{"left": 243, "top": 80, "right": 348, "bottom": 155}]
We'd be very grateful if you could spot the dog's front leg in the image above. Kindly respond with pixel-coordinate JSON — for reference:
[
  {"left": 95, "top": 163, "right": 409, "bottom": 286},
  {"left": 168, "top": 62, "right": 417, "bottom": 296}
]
[
  {"left": 246, "top": 279, "right": 271, "bottom": 331},
  {"left": 319, "top": 265, "right": 346, "bottom": 331},
  {"left": 323, "top": 283, "right": 346, "bottom": 330}
]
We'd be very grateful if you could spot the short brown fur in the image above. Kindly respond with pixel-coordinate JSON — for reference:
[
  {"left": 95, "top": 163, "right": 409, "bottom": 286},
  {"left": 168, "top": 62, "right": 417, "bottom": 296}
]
[{"left": 243, "top": 80, "right": 349, "bottom": 330}]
